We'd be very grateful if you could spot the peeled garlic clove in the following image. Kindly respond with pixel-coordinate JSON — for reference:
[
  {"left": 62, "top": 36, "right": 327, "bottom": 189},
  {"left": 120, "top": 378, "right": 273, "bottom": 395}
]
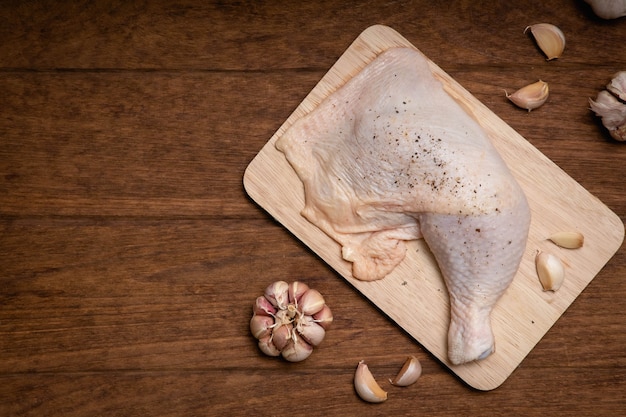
[
  {"left": 288, "top": 281, "right": 310, "bottom": 305},
  {"left": 589, "top": 90, "right": 626, "bottom": 141},
  {"left": 298, "top": 288, "right": 326, "bottom": 315},
  {"left": 281, "top": 335, "right": 313, "bottom": 362},
  {"left": 525, "top": 23, "right": 565, "bottom": 60},
  {"left": 264, "top": 280, "right": 290, "bottom": 309},
  {"left": 258, "top": 335, "right": 281, "bottom": 357},
  {"left": 548, "top": 231, "right": 584, "bottom": 249},
  {"left": 250, "top": 314, "right": 275, "bottom": 339},
  {"left": 354, "top": 360, "right": 387, "bottom": 403},
  {"left": 506, "top": 80, "right": 549, "bottom": 111},
  {"left": 389, "top": 356, "right": 422, "bottom": 387},
  {"left": 297, "top": 315, "right": 326, "bottom": 346},
  {"left": 607, "top": 71, "right": 626, "bottom": 101},
  {"left": 312, "top": 304, "right": 334, "bottom": 330},
  {"left": 535, "top": 251, "right": 565, "bottom": 292}
]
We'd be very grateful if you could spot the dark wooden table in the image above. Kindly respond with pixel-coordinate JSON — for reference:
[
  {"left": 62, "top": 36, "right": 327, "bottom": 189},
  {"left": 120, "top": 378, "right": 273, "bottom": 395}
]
[{"left": 2, "top": 1, "right": 625, "bottom": 415}]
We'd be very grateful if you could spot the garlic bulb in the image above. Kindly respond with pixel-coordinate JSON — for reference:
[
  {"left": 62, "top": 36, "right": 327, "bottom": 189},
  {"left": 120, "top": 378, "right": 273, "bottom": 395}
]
[
  {"left": 590, "top": 72, "right": 626, "bottom": 141},
  {"left": 585, "top": 0, "right": 626, "bottom": 19},
  {"left": 250, "top": 280, "right": 333, "bottom": 362}
]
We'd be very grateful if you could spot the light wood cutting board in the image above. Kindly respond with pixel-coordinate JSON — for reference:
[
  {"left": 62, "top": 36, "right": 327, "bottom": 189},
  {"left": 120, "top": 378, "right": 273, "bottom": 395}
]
[{"left": 243, "top": 25, "right": 624, "bottom": 390}]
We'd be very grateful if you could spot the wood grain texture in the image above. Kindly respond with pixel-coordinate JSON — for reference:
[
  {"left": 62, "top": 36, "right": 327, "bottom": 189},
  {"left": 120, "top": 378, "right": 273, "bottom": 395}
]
[{"left": 1, "top": 0, "right": 625, "bottom": 415}]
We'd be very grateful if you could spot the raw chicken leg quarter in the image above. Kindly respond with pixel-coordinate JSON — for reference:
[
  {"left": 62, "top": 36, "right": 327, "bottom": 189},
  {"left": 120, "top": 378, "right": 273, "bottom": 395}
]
[{"left": 276, "top": 47, "right": 531, "bottom": 365}]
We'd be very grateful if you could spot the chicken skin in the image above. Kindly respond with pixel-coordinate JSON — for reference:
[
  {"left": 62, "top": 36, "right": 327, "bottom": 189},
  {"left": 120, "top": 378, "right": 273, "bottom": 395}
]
[{"left": 276, "top": 47, "right": 531, "bottom": 365}]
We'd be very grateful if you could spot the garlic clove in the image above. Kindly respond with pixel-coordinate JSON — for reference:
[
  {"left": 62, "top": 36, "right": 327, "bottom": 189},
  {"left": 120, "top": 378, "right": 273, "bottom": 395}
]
[
  {"left": 354, "top": 361, "right": 388, "bottom": 403},
  {"left": 525, "top": 23, "right": 566, "bottom": 60},
  {"left": 249, "top": 314, "right": 275, "bottom": 339},
  {"left": 389, "top": 356, "right": 422, "bottom": 387},
  {"left": 271, "top": 322, "right": 293, "bottom": 351},
  {"left": 288, "top": 281, "right": 310, "bottom": 306},
  {"left": 548, "top": 231, "right": 584, "bottom": 249},
  {"left": 535, "top": 251, "right": 565, "bottom": 292},
  {"left": 506, "top": 80, "right": 549, "bottom": 111},
  {"left": 312, "top": 304, "right": 334, "bottom": 330},
  {"left": 257, "top": 335, "right": 281, "bottom": 357},
  {"left": 281, "top": 335, "right": 313, "bottom": 362},
  {"left": 297, "top": 315, "right": 326, "bottom": 346},
  {"left": 585, "top": 0, "right": 626, "bottom": 19},
  {"left": 264, "top": 281, "right": 290, "bottom": 309},
  {"left": 298, "top": 288, "right": 326, "bottom": 315},
  {"left": 253, "top": 295, "right": 277, "bottom": 316},
  {"left": 607, "top": 71, "right": 626, "bottom": 101},
  {"left": 589, "top": 90, "right": 626, "bottom": 141}
]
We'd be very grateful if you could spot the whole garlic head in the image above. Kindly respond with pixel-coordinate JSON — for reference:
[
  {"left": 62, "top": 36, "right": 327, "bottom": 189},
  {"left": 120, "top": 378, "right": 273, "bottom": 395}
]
[
  {"left": 250, "top": 281, "right": 333, "bottom": 362},
  {"left": 590, "top": 72, "right": 626, "bottom": 141}
]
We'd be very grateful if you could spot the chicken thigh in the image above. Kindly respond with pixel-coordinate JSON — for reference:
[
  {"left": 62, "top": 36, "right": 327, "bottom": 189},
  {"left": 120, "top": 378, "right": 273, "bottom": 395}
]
[{"left": 275, "top": 47, "right": 531, "bottom": 365}]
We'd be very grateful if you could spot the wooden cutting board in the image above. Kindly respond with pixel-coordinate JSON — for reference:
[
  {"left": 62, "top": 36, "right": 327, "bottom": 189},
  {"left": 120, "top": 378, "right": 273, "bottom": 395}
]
[{"left": 243, "top": 25, "right": 624, "bottom": 390}]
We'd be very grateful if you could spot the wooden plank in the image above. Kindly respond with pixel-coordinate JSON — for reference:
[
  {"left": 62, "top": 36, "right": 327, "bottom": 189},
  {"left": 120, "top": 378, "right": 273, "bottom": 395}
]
[
  {"left": 0, "top": 71, "right": 316, "bottom": 216},
  {"left": 1, "top": 367, "right": 625, "bottom": 417},
  {"left": 1, "top": 1, "right": 624, "bottom": 71},
  {"left": 243, "top": 25, "right": 624, "bottom": 390}
]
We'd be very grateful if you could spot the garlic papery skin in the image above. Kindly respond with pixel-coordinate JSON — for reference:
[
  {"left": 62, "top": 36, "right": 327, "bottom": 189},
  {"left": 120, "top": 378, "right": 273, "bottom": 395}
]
[
  {"left": 607, "top": 71, "right": 626, "bottom": 101},
  {"left": 525, "top": 23, "right": 566, "bottom": 60},
  {"left": 253, "top": 295, "right": 277, "bottom": 316},
  {"left": 389, "top": 356, "right": 422, "bottom": 387},
  {"left": 271, "top": 322, "right": 293, "bottom": 351},
  {"left": 354, "top": 361, "right": 388, "bottom": 403},
  {"left": 281, "top": 335, "right": 313, "bottom": 362},
  {"left": 250, "top": 281, "right": 333, "bottom": 362},
  {"left": 535, "top": 251, "right": 565, "bottom": 292},
  {"left": 250, "top": 314, "right": 274, "bottom": 339},
  {"left": 506, "top": 80, "right": 549, "bottom": 111},
  {"left": 264, "top": 280, "right": 290, "bottom": 310},
  {"left": 548, "top": 231, "right": 584, "bottom": 249},
  {"left": 298, "top": 288, "right": 326, "bottom": 315},
  {"left": 297, "top": 315, "right": 326, "bottom": 346},
  {"left": 585, "top": 0, "right": 626, "bottom": 19},
  {"left": 312, "top": 305, "right": 334, "bottom": 330},
  {"left": 288, "top": 281, "right": 310, "bottom": 306},
  {"left": 258, "top": 335, "right": 281, "bottom": 357},
  {"left": 589, "top": 90, "right": 626, "bottom": 141}
]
